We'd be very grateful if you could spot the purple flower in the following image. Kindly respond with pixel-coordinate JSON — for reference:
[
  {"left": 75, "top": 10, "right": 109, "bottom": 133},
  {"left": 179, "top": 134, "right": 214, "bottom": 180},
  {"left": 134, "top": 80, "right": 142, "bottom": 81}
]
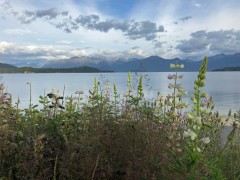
[
  {"left": 175, "top": 84, "right": 182, "bottom": 89},
  {"left": 167, "top": 74, "right": 177, "bottom": 80},
  {"left": 204, "top": 96, "right": 211, "bottom": 107},
  {"left": 177, "top": 112, "right": 182, "bottom": 118},
  {"left": 1, "top": 93, "right": 10, "bottom": 102}
]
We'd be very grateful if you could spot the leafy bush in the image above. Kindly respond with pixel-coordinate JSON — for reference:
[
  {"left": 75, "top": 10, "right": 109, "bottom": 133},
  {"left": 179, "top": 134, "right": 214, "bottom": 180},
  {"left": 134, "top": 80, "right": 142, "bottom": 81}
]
[{"left": 0, "top": 57, "right": 240, "bottom": 179}]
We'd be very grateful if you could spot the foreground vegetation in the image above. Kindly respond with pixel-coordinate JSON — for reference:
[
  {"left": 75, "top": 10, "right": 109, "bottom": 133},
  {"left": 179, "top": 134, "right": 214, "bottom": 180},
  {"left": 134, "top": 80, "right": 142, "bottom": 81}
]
[{"left": 0, "top": 57, "right": 240, "bottom": 179}]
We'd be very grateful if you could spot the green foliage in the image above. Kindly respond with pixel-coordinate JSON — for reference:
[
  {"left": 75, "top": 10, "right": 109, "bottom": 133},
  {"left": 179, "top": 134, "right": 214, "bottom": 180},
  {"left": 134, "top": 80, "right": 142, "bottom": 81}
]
[{"left": 0, "top": 57, "right": 240, "bottom": 179}]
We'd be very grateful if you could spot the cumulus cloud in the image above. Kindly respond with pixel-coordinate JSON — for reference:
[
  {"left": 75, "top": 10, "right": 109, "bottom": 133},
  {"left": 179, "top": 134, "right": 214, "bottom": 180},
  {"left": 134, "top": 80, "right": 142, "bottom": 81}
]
[
  {"left": 3, "top": 0, "right": 164, "bottom": 41},
  {"left": 52, "top": 14, "right": 164, "bottom": 40},
  {"left": 176, "top": 30, "right": 240, "bottom": 54},
  {"left": 17, "top": 8, "right": 68, "bottom": 24},
  {"left": 125, "top": 21, "right": 164, "bottom": 40},
  {"left": 0, "top": 41, "right": 147, "bottom": 64}
]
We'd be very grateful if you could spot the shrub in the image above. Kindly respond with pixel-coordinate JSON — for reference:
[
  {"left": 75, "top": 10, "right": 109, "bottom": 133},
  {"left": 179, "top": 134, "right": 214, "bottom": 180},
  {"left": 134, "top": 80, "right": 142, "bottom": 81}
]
[{"left": 0, "top": 57, "right": 239, "bottom": 179}]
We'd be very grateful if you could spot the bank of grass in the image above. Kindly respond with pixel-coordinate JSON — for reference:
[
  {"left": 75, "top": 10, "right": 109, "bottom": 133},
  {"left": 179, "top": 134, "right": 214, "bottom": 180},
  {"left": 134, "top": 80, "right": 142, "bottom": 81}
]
[{"left": 0, "top": 57, "right": 240, "bottom": 179}]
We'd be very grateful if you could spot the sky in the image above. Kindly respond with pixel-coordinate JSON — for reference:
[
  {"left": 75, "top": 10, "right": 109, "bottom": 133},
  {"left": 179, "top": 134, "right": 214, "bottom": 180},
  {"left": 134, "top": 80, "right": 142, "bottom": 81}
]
[{"left": 0, "top": 0, "right": 240, "bottom": 65}]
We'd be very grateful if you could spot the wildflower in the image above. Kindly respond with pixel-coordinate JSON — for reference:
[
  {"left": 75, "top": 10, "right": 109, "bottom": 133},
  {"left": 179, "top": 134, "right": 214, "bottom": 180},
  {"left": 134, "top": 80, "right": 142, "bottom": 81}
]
[
  {"left": 180, "top": 123, "right": 187, "bottom": 130},
  {"left": 201, "top": 137, "right": 210, "bottom": 144},
  {"left": 177, "top": 112, "right": 182, "bottom": 118},
  {"left": 180, "top": 64, "right": 184, "bottom": 69},
  {"left": 195, "top": 147, "right": 201, "bottom": 152},
  {"left": 193, "top": 124, "right": 201, "bottom": 130},
  {"left": 172, "top": 122, "right": 179, "bottom": 130},
  {"left": 178, "top": 75, "right": 183, "bottom": 79},
  {"left": 168, "top": 83, "right": 174, "bottom": 89},
  {"left": 170, "top": 64, "right": 175, "bottom": 68},
  {"left": 52, "top": 89, "right": 60, "bottom": 98},
  {"left": 195, "top": 116, "right": 202, "bottom": 124},
  {"left": 47, "top": 90, "right": 65, "bottom": 109},
  {"left": 167, "top": 74, "right": 177, "bottom": 80},
  {"left": 75, "top": 90, "right": 84, "bottom": 94},
  {"left": 183, "top": 129, "right": 197, "bottom": 140},
  {"left": 175, "top": 84, "right": 183, "bottom": 89}
]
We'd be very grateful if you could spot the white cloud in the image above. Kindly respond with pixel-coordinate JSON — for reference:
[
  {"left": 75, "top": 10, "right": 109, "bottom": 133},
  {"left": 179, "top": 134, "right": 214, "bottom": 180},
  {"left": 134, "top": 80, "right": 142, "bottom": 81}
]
[
  {"left": 3, "top": 28, "right": 35, "bottom": 35},
  {"left": 0, "top": 41, "right": 15, "bottom": 53},
  {"left": 194, "top": 3, "right": 201, "bottom": 7},
  {"left": 56, "top": 40, "right": 74, "bottom": 44},
  {"left": 0, "top": 0, "right": 240, "bottom": 62}
]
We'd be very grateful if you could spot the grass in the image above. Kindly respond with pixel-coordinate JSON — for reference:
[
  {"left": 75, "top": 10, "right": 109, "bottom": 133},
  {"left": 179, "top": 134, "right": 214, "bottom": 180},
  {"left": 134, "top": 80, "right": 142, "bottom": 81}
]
[{"left": 0, "top": 57, "right": 240, "bottom": 179}]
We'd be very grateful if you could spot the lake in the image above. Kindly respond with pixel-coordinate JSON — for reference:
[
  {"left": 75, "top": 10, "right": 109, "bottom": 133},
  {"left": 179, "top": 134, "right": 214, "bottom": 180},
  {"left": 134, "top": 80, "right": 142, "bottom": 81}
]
[{"left": 1, "top": 72, "right": 240, "bottom": 115}]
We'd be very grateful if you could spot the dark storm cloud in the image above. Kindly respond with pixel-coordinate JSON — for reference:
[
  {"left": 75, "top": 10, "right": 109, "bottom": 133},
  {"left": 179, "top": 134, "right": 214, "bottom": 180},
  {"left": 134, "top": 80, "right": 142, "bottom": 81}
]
[{"left": 176, "top": 30, "right": 240, "bottom": 54}]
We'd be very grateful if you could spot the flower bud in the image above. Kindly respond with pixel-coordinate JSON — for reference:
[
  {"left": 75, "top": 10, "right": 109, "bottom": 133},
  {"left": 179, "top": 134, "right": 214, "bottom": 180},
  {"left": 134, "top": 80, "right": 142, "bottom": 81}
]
[{"left": 170, "top": 64, "right": 175, "bottom": 68}]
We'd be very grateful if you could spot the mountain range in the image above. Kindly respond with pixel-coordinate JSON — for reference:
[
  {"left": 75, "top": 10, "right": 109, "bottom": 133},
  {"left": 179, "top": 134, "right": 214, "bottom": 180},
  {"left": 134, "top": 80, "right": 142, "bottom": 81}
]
[
  {"left": 42, "top": 53, "right": 240, "bottom": 72},
  {"left": 1, "top": 53, "right": 240, "bottom": 72}
]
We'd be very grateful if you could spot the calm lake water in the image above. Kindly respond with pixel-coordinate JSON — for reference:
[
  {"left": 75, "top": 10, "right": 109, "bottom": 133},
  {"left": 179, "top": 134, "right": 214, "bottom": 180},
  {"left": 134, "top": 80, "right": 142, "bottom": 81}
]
[{"left": 1, "top": 72, "right": 240, "bottom": 115}]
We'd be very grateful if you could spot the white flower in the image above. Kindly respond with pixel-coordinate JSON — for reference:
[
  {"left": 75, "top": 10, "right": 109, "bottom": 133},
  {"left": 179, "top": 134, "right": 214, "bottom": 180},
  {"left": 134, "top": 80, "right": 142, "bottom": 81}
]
[
  {"left": 201, "top": 137, "right": 210, "bottom": 144},
  {"left": 195, "top": 147, "right": 201, "bottom": 152},
  {"left": 189, "top": 131, "right": 197, "bottom": 140},
  {"left": 183, "top": 129, "right": 197, "bottom": 140},
  {"left": 170, "top": 64, "right": 175, "bottom": 68},
  {"left": 52, "top": 89, "right": 60, "bottom": 98},
  {"left": 180, "top": 64, "right": 184, "bottom": 69}
]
